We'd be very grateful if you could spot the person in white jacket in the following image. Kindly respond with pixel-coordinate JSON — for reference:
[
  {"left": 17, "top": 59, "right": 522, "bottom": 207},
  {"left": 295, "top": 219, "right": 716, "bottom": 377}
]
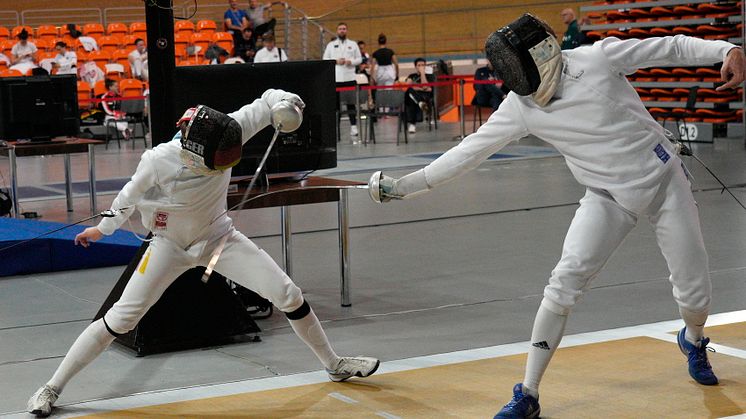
[
  {"left": 369, "top": 14, "right": 746, "bottom": 419},
  {"left": 27, "top": 89, "right": 380, "bottom": 418},
  {"left": 323, "top": 23, "right": 362, "bottom": 138}
]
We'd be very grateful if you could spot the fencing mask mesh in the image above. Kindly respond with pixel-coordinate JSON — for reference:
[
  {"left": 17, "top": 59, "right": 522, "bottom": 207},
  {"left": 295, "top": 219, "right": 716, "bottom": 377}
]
[
  {"left": 485, "top": 14, "right": 560, "bottom": 97},
  {"left": 178, "top": 105, "right": 242, "bottom": 172}
]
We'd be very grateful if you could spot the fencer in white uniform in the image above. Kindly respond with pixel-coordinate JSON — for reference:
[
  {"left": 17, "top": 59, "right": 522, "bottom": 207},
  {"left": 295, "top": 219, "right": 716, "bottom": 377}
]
[
  {"left": 27, "top": 89, "right": 379, "bottom": 418},
  {"left": 369, "top": 14, "right": 746, "bottom": 419}
]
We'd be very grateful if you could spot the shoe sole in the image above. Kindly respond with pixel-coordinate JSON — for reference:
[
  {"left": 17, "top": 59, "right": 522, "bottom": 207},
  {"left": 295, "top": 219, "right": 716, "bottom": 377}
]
[
  {"left": 29, "top": 408, "right": 51, "bottom": 418},
  {"left": 329, "top": 359, "right": 380, "bottom": 382}
]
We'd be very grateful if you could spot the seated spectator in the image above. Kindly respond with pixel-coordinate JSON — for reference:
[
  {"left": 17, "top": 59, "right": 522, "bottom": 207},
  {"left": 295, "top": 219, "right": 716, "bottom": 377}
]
[
  {"left": 128, "top": 39, "right": 148, "bottom": 81},
  {"left": 67, "top": 24, "right": 99, "bottom": 52},
  {"left": 234, "top": 27, "right": 257, "bottom": 62},
  {"left": 10, "top": 29, "right": 38, "bottom": 74},
  {"left": 52, "top": 41, "right": 78, "bottom": 75},
  {"left": 224, "top": 0, "right": 250, "bottom": 45},
  {"left": 473, "top": 62, "right": 507, "bottom": 111},
  {"left": 370, "top": 34, "right": 398, "bottom": 86},
  {"left": 248, "top": 0, "right": 276, "bottom": 40},
  {"left": 356, "top": 40, "right": 371, "bottom": 82},
  {"left": 78, "top": 61, "right": 105, "bottom": 85},
  {"left": 404, "top": 57, "right": 435, "bottom": 133},
  {"left": 254, "top": 32, "right": 287, "bottom": 63},
  {"left": 100, "top": 79, "right": 130, "bottom": 140}
]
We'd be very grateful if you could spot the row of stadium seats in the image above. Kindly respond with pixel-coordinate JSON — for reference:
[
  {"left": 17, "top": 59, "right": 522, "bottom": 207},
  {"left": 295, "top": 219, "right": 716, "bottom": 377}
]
[
  {"left": 628, "top": 67, "right": 727, "bottom": 82},
  {"left": 586, "top": 23, "right": 741, "bottom": 41},
  {"left": 647, "top": 108, "right": 742, "bottom": 123},
  {"left": 587, "top": 1, "right": 741, "bottom": 20},
  {"left": 0, "top": 20, "right": 220, "bottom": 42}
]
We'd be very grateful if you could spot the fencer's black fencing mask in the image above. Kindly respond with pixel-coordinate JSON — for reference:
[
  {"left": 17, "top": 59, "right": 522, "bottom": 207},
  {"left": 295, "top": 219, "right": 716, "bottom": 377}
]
[
  {"left": 178, "top": 105, "right": 242, "bottom": 171},
  {"left": 485, "top": 14, "right": 559, "bottom": 96}
]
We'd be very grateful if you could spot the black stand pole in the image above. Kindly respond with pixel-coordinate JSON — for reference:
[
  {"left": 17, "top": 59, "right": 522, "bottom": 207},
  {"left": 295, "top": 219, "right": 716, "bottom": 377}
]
[{"left": 145, "top": 0, "right": 176, "bottom": 146}]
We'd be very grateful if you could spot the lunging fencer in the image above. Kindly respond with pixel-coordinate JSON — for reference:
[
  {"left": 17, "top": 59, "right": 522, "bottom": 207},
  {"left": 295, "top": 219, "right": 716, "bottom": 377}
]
[
  {"left": 368, "top": 14, "right": 746, "bottom": 419},
  {"left": 27, "top": 89, "right": 379, "bottom": 417}
]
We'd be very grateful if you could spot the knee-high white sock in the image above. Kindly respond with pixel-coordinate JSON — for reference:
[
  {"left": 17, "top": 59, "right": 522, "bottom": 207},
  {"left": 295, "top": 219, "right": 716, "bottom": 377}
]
[
  {"left": 288, "top": 307, "right": 341, "bottom": 370},
  {"left": 680, "top": 307, "right": 708, "bottom": 345},
  {"left": 522, "top": 304, "right": 568, "bottom": 397},
  {"left": 47, "top": 319, "right": 116, "bottom": 392}
]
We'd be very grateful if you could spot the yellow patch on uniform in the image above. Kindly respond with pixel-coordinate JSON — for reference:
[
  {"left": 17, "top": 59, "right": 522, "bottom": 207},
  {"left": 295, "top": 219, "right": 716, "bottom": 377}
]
[{"left": 138, "top": 249, "right": 151, "bottom": 275}]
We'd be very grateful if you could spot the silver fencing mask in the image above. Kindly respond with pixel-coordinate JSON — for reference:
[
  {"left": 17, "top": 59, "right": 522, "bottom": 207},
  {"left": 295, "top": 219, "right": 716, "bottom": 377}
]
[
  {"left": 177, "top": 105, "right": 243, "bottom": 172},
  {"left": 485, "top": 14, "right": 561, "bottom": 99}
]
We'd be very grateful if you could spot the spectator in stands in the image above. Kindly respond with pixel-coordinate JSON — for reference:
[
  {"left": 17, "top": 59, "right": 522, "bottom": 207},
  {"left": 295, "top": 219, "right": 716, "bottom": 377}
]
[
  {"left": 404, "top": 57, "right": 435, "bottom": 133},
  {"left": 560, "top": 8, "right": 581, "bottom": 50},
  {"left": 473, "top": 62, "right": 507, "bottom": 111},
  {"left": 128, "top": 39, "right": 148, "bottom": 81},
  {"left": 101, "top": 78, "right": 130, "bottom": 140},
  {"left": 10, "top": 29, "right": 38, "bottom": 74},
  {"left": 52, "top": 41, "right": 77, "bottom": 75},
  {"left": 356, "top": 40, "right": 371, "bottom": 80},
  {"left": 323, "top": 22, "right": 362, "bottom": 138},
  {"left": 248, "top": 0, "right": 277, "bottom": 40},
  {"left": 254, "top": 32, "right": 287, "bottom": 63},
  {"left": 234, "top": 27, "right": 256, "bottom": 62},
  {"left": 78, "top": 61, "right": 105, "bottom": 85},
  {"left": 370, "top": 33, "right": 398, "bottom": 86},
  {"left": 67, "top": 24, "right": 98, "bottom": 52},
  {"left": 224, "top": 0, "right": 251, "bottom": 45}
]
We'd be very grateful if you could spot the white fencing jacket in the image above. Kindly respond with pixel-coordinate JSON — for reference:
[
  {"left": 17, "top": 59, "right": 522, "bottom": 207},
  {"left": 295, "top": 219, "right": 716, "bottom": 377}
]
[
  {"left": 395, "top": 35, "right": 735, "bottom": 214},
  {"left": 97, "top": 90, "right": 292, "bottom": 249},
  {"left": 323, "top": 38, "right": 362, "bottom": 83}
]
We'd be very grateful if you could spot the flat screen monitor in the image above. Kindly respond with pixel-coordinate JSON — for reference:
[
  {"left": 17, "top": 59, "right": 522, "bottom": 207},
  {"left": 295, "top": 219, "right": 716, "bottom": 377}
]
[
  {"left": 0, "top": 74, "right": 79, "bottom": 142},
  {"left": 173, "top": 60, "right": 336, "bottom": 176}
]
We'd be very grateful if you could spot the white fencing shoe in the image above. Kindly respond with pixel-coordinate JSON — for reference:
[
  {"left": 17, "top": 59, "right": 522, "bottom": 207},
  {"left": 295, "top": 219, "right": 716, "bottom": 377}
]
[
  {"left": 350, "top": 125, "right": 359, "bottom": 137},
  {"left": 27, "top": 384, "right": 59, "bottom": 417},
  {"left": 327, "top": 356, "right": 380, "bottom": 382},
  {"left": 408, "top": 123, "right": 416, "bottom": 133}
]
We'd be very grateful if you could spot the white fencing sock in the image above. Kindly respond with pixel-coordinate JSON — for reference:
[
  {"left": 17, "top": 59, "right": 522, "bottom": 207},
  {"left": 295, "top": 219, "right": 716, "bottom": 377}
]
[
  {"left": 522, "top": 303, "right": 568, "bottom": 398},
  {"left": 47, "top": 319, "right": 116, "bottom": 392},
  {"left": 286, "top": 301, "right": 341, "bottom": 370},
  {"left": 680, "top": 307, "right": 708, "bottom": 346}
]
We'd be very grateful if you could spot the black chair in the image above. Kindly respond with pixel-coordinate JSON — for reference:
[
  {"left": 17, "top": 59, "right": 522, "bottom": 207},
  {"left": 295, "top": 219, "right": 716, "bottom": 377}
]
[
  {"left": 121, "top": 97, "right": 148, "bottom": 148},
  {"left": 364, "top": 89, "right": 408, "bottom": 145},
  {"left": 471, "top": 95, "right": 488, "bottom": 133}
]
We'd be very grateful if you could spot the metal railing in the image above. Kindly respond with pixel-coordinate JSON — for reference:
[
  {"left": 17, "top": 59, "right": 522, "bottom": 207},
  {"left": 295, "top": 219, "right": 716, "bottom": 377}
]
[
  {"left": 0, "top": 10, "right": 19, "bottom": 28},
  {"left": 20, "top": 8, "right": 102, "bottom": 27}
]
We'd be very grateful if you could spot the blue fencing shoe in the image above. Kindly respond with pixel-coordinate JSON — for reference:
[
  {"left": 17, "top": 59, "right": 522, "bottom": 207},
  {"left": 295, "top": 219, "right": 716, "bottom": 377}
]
[
  {"left": 677, "top": 327, "right": 718, "bottom": 385},
  {"left": 494, "top": 383, "right": 541, "bottom": 419}
]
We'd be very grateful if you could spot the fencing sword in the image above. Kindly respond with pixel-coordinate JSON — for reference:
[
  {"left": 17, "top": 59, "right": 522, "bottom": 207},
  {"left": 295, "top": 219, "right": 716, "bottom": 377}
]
[
  {"left": 0, "top": 207, "right": 132, "bottom": 254},
  {"left": 676, "top": 142, "right": 746, "bottom": 211}
]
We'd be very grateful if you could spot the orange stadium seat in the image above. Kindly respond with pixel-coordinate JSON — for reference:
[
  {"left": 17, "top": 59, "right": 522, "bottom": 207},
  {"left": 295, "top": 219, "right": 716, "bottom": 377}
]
[
  {"left": 212, "top": 32, "right": 233, "bottom": 53},
  {"left": 174, "top": 32, "right": 190, "bottom": 58},
  {"left": 196, "top": 20, "right": 217, "bottom": 35},
  {"left": 112, "top": 49, "right": 131, "bottom": 70},
  {"left": 33, "top": 38, "right": 53, "bottom": 52},
  {"left": 0, "top": 27, "right": 9, "bottom": 41},
  {"left": 77, "top": 80, "right": 92, "bottom": 107},
  {"left": 87, "top": 50, "right": 112, "bottom": 72},
  {"left": 12, "top": 25, "right": 34, "bottom": 39},
  {"left": 36, "top": 25, "right": 58, "bottom": 41},
  {"left": 105, "top": 63, "right": 126, "bottom": 81},
  {"left": 98, "top": 35, "right": 121, "bottom": 53},
  {"left": 129, "top": 22, "right": 147, "bottom": 38},
  {"left": 0, "top": 60, "right": 7, "bottom": 72},
  {"left": 107, "top": 22, "right": 128, "bottom": 37},
  {"left": 61, "top": 24, "right": 81, "bottom": 41},
  {"left": 0, "top": 69, "right": 23, "bottom": 77},
  {"left": 175, "top": 20, "right": 195, "bottom": 36},
  {"left": 120, "top": 34, "right": 139, "bottom": 50},
  {"left": 119, "top": 78, "right": 144, "bottom": 97},
  {"left": 83, "top": 23, "right": 105, "bottom": 37},
  {"left": 190, "top": 32, "right": 212, "bottom": 54},
  {"left": 92, "top": 79, "right": 107, "bottom": 97}
]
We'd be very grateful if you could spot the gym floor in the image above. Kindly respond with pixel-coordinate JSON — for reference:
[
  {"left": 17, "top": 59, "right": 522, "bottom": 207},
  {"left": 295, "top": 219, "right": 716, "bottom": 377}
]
[{"left": 1, "top": 118, "right": 745, "bottom": 418}]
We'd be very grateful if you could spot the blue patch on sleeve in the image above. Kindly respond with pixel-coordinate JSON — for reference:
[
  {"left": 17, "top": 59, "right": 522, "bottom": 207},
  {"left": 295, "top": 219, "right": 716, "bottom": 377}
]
[{"left": 654, "top": 143, "right": 670, "bottom": 163}]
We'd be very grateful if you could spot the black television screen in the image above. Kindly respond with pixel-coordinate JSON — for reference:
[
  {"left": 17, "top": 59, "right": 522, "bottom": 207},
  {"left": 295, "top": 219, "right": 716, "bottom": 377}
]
[
  {"left": 0, "top": 74, "right": 79, "bottom": 141},
  {"left": 173, "top": 60, "right": 336, "bottom": 176}
]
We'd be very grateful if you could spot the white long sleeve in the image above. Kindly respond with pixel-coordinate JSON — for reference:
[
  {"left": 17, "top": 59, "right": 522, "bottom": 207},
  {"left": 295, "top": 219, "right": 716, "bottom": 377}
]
[{"left": 97, "top": 151, "right": 158, "bottom": 235}]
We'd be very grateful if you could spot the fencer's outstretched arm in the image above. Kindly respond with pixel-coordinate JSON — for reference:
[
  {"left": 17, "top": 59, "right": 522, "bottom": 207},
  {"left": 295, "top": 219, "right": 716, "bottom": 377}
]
[
  {"left": 96, "top": 152, "right": 158, "bottom": 235},
  {"left": 228, "top": 89, "right": 304, "bottom": 145},
  {"left": 600, "top": 35, "right": 738, "bottom": 77},
  {"left": 372, "top": 97, "right": 528, "bottom": 200}
]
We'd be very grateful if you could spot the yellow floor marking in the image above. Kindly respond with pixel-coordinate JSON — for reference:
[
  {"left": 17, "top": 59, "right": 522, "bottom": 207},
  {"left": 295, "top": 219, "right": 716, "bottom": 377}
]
[
  {"left": 704, "top": 322, "right": 746, "bottom": 351},
  {"left": 80, "top": 337, "right": 746, "bottom": 419}
]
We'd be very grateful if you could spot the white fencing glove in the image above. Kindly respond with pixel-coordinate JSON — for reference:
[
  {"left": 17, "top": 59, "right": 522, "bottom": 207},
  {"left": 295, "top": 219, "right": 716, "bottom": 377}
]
[
  {"left": 368, "top": 171, "right": 402, "bottom": 203},
  {"left": 261, "top": 89, "right": 305, "bottom": 111}
]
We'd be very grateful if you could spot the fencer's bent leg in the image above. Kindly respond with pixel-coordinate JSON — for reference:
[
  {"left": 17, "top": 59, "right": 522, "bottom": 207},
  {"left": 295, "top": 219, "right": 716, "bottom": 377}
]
[
  {"left": 46, "top": 237, "right": 192, "bottom": 392},
  {"left": 648, "top": 167, "right": 711, "bottom": 343},
  {"left": 525, "top": 188, "right": 637, "bottom": 394},
  {"left": 212, "top": 230, "right": 340, "bottom": 368}
]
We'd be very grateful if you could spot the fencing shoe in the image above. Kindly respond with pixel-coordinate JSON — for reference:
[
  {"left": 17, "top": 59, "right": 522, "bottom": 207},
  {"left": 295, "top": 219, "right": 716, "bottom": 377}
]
[
  {"left": 350, "top": 125, "right": 359, "bottom": 137},
  {"left": 677, "top": 327, "right": 718, "bottom": 385},
  {"left": 27, "top": 384, "right": 59, "bottom": 417},
  {"left": 408, "top": 123, "right": 416, "bottom": 133},
  {"left": 327, "top": 356, "right": 380, "bottom": 382},
  {"left": 494, "top": 383, "right": 540, "bottom": 419}
]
